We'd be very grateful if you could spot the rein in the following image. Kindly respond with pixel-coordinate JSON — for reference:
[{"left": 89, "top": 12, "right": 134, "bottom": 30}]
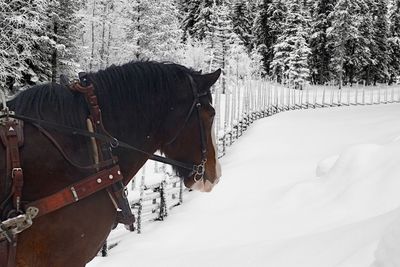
[{"left": 0, "top": 112, "right": 196, "bottom": 173}]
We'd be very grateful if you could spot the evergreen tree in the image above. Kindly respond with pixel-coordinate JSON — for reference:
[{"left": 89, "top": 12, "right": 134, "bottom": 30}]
[
  {"left": 0, "top": 0, "right": 50, "bottom": 91},
  {"left": 357, "top": 0, "right": 376, "bottom": 85},
  {"left": 180, "top": 0, "right": 201, "bottom": 42},
  {"left": 288, "top": 35, "right": 311, "bottom": 88},
  {"left": 48, "top": 0, "right": 83, "bottom": 81},
  {"left": 271, "top": 0, "right": 310, "bottom": 86},
  {"left": 126, "top": 0, "right": 182, "bottom": 61},
  {"left": 253, "top": 0, "right": 286, "bottom": 76},
  {"left": 192, "top": 0, "right": 214, "bottom": 41},
  {"left": 231, "top": 0, "right": 255, "bottom": 51},
  {"left": 388, "top": 0, "right": 400, "bottom": 83},
  {"left": 309, "top": 0, "right": 336, "bottom": 84},
  {"left": 370, "top": 0, "right": 390, "bottom": 84},
  {"left": 206, "top": 1, "right": 237, "bottom": 93},
  {"left": 327, "top": 0, "right": 360, "bottom": 87}
]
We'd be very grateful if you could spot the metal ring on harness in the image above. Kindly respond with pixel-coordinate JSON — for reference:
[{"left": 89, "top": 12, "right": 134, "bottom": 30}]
[
  {"left": 110, "top": 137, "right": 119, "bottom": 148},
  {"left": 193, "top": 159, "right": 207, "bottom": 182}
]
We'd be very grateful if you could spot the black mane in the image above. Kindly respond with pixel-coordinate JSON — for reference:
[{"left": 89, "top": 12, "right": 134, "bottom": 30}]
[{"left": 7, "top": 61, "right": 196, "bottom": 133}]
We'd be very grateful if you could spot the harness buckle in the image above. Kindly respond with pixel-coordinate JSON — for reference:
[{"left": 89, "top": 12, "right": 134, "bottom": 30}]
[
  {"left": 0, "top": 207, "right": 38, "bottom": 243},
  {"left": 11, "top": 168, "right": 22, "bottom": 178},
  {"left": 193, "top": 159, "right": 207, "bottom": 182}
]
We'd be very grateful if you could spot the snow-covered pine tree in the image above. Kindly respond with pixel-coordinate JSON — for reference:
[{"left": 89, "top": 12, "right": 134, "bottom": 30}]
[
  {"left": 192, "top": 0, "right": 214, "bottom": 41},
  {"left": 271, "top": 0, "right": 310, "bottom": 86},
  {"left": 253, "top": 0, "right": 286, "bottom": 76},
  {"left": 231, "top": 0, "right": 255, "bottom": 52},
  {"left": 309, "top": 0, "right": 336, "bottom": 84},
  {"left": 357, "top": 0, "right": 376, "bottom": 85},
  {"left": 327, "top": 0, "right": 360, "bottom": 87},
  {"left": 288, "top": 34, "right": 311, "bottom": 89},
  {"left": 206, "top": 1, "right": 235, "bottom": 93},
  {"left": 126, "top": 0, "right": 182, "bottom": 61},
  {"left": 48, "top": 0, "right": 82, "bottom": 81},
  {"left": 0, "top": 0, "right": 50, "bottom": 91},
  {"left": 388, "top": 0, "right": 400, "bottom": 83},
  {"left": 178, "top": 0, "right": 201, "bottom": 42},
  {"left": 370, "top": 0, "right": 390, "bottom": 84}
]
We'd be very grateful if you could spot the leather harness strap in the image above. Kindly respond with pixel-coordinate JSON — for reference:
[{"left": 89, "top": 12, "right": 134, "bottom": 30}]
[
  {"left": 70, "top": 76, "right": 135, "bottom": 228},
  {"left": 0, "top": 119, "right": 24, "bottom": 267},
  {"left": 6, "top": 120, "right": 24, "bottom": 213},
  {"left": 25, "top": 165, "right": 123, "bottom": 218}
]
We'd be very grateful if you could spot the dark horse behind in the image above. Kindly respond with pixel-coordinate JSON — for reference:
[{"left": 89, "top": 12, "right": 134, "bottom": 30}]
[{"left": 0, "top": 61, "right": 221, "bottom": 266}]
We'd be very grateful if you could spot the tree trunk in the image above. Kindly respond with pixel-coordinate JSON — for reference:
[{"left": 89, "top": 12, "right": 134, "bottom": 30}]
[
  {"left": 135, "top": 1, "right": 141, "bottom": 60},
  {"left": 51, "top": 20, "right": 58, "bottom": 82},
  {"left": 89, "top": 0, "right": 96, "bottom": 71},
  {"left": 106, "top": 23, "right": 112, "bottom": 67},
  {"left": 99, "top": 2, "right": 108, "bottom": 69}
]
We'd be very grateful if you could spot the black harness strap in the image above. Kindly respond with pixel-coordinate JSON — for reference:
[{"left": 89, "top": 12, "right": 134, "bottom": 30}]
[{"left": 0, "top": 113, "right": 195, "bottom": 172}]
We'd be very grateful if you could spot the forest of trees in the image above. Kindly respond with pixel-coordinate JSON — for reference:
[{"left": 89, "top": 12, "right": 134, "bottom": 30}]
[{"left": 1, "top": 0, "right": 400, "bottom": 92}]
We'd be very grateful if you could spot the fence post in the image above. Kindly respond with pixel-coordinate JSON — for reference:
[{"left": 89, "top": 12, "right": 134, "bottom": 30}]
[
  {"left": 355, "top": 86, "right": 358, "bottom": 105},
  {"left": 137, "top": 167, "right": 146, "bottom": 234},
  {"left": 313, "top": 86, "right": 317, "bottom": 108},
  {"left": 347, "top": 87, "right": 350, "bottom": 106},
  {"left": 370, "top": 86, "right": 373, "bottom": 105},
  {"left": 385, "top": 85, "right": 388, "bottom": 104},
  {"left": 179, "top": 174, "right": 184, "bottom": 204},
  {"left": 391, "top": 86, "right": 394, "bottom": 103},
  {"left": 378, "top": 86, "right": 381, "bottom": 104},
  {"left": 362, "top": 86, "right": 365, "bottom": 105}
]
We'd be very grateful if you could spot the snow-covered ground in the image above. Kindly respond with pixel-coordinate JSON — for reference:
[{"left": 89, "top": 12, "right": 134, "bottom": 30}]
[{"left": 89, "top": 103, "right": 400, "bottom": 267}]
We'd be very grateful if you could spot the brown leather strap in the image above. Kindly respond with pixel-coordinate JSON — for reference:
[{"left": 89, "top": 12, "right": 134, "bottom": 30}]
[
  {"left": 70, "top": 82, "right": 116, "bottom": 140},
  {"left": 0, "top": 119, "right": 24, "bottom": 267},
  {"left": 25, "top": 165, "right": 123, "bottom": 218},
  {"left": 70, "top": 83, "right": 102, "bottom": 127},
  {"left": 5, "top": 120, "right": 24, "bottom": 213}
]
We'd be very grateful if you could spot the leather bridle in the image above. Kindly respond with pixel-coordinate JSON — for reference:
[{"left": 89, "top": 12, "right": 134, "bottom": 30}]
[{"left": 166, "top": 75, "right": 210, "bottom": 182}]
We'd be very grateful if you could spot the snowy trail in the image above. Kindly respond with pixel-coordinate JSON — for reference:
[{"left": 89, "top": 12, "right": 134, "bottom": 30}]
[{"left": 89, "top": 104, "right": 400, "bottom": 267}]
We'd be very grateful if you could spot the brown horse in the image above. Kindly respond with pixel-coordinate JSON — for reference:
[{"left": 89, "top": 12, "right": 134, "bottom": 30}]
[{"left": 0, "top": 61, "right": 221, "bottom": 266}]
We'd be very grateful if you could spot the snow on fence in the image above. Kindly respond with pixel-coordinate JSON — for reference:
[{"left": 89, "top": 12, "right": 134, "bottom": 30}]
[{"left": 102, "top": 79, "right": 400, "bottom": 255}]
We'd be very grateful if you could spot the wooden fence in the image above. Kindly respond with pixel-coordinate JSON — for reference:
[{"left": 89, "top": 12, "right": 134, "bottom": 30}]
[{"left": 101, "top": 80, "right": 400, "bottom": 255}]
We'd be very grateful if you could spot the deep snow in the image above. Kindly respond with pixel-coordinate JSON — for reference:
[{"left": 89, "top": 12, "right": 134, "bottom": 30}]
[{"left": 89, "top": 103, "right": 400, "bottom": 267}]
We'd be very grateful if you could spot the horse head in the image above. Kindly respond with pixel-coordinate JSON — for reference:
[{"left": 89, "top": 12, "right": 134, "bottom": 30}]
[{"left": 161, "top": 69, "right": 222, "bottom": 192}]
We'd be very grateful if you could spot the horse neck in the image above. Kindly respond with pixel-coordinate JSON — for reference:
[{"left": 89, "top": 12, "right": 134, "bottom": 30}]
[{"left": 96, "top": 87, "right": 164, "bottom": 182}]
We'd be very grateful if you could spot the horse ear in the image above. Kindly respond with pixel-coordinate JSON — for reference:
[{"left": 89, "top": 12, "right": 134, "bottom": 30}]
[{"left": 195, "top": 69, "right": 221, "bottom": 90}]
